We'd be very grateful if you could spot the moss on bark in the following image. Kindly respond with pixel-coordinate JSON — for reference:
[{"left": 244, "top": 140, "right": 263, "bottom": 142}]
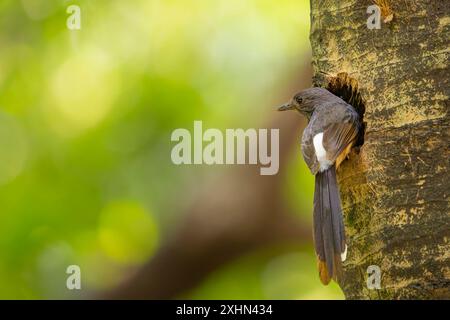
[{"left": 310, "top": 0, "right": 449, "bottom": 299}]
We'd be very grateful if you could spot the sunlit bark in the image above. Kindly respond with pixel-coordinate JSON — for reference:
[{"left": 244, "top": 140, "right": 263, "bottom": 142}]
[{"left": 310, "top": 0, "right": 449, "bottom": 299}]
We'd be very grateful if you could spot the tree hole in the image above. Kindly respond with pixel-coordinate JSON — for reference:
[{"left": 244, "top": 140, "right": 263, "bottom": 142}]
[{"left": 324, "top": 73, "right": 366, "bottom": 148}]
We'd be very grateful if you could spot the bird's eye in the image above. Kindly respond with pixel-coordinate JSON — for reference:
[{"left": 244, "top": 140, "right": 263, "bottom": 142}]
[{"left": 295, "top": 96, "right": 303, "bottom": 104}]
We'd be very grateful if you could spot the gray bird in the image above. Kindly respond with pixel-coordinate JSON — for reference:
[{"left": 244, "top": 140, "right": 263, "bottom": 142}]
[{"left": 278, "top": 87, "right": 361, "bottom": 285}]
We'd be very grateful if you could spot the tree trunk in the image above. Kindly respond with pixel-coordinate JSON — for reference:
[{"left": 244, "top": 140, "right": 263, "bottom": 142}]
[{"left": 309, "top": 0, "right": 449, "bottom": 299}]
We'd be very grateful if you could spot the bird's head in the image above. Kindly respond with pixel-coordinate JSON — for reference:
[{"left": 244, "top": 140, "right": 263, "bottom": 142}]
[{"left": 277, "top": 87, "right": 333, "bottom": 117}]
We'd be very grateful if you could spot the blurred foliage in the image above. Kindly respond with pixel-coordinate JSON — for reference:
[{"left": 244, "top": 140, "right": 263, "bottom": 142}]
[
  {"left": 0, "top": 0, "right": 343, "bottom": 299},
  {"left": 188, "top": 245, "right": 343, "bottom": 300}
]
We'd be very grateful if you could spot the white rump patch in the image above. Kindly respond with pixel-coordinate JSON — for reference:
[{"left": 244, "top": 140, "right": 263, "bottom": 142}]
[
  {"left": 313, "top": 132, "right": 332, "bottom": 171},
  {"left": 341, "top": 244, "right": 348, "bottom": 262}
]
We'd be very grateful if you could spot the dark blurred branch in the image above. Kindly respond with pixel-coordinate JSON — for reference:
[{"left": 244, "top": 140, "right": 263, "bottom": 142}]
[{"left": 102, "top": 61, "right": 312, "bottom": 299}]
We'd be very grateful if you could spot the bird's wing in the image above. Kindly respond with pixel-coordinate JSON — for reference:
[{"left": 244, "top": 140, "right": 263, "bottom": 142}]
[
  {"left": 301, "top": 124, "right": 320, "bottom": 174},
  {"left": 322, "top": 108, "right": 359, "bottom": 163}
]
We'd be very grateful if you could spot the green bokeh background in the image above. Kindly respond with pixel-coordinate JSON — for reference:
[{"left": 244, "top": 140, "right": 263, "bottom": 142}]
[{"left": 0, "top": 0, "right": 343, "bottom": 299}]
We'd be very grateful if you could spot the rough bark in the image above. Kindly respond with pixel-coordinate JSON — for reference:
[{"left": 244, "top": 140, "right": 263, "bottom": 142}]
[{"left": 310, "top": 0, "right": 449, "bottom": 299}]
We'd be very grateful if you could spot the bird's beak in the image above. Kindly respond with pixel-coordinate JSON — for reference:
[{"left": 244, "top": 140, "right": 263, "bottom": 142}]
[{"left": 277, "top": 102, "right": 294, "bottom": 111}]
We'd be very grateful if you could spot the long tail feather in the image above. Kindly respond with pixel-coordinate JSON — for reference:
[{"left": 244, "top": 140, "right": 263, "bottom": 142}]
[{"left": 313, "top": 165, "right": 346, "bottom": 285}]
